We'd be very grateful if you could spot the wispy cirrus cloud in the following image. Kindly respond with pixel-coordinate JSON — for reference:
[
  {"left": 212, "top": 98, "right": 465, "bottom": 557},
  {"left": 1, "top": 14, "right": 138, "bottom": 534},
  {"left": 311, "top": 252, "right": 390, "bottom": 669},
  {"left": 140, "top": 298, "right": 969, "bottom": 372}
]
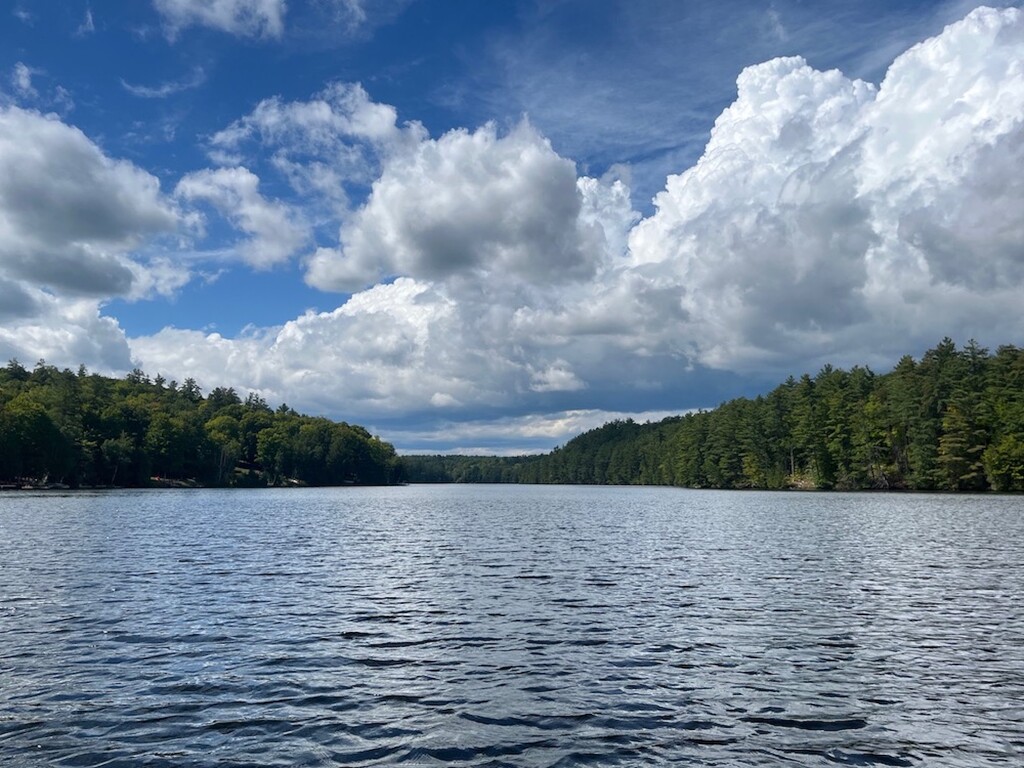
[
  {"left": 121, "top": 66, "right": 207, "bottom": 98},
  {"left": 6, "top": 62, "right": 74, "bottom": 114},
  {"left": 75, "top": 6, "right": 95, "bottom": 37},
  {"left": 11, "top": 6, "right": 32, "bottom": 25}
]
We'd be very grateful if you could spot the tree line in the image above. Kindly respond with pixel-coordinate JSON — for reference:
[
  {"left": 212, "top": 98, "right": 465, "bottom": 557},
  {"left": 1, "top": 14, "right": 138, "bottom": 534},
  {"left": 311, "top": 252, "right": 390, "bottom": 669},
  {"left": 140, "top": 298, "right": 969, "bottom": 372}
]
[
  {"left": 402, "top": 340, "right": 1024, "bottom": 491},
  {"left": 0, "top": 361, "right": 401, "bottom": 488},
  {"left": 7, "top": 340, "right": 1023, "bottom": 492}
]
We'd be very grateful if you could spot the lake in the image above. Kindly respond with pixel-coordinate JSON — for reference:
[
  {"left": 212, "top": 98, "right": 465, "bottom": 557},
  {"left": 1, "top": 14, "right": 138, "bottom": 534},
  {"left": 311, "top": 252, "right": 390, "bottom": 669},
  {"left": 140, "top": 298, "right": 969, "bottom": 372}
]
[{"left": 1, "top": 485, "right": 1022, "bottom": 766}]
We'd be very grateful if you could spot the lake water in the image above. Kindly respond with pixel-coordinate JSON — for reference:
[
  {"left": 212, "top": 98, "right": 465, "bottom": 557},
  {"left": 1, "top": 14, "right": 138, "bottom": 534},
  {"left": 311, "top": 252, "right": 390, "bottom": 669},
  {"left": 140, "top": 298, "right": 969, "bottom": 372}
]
[{"left": 1, "top": 485, "right": 1023, "bottom": 767}]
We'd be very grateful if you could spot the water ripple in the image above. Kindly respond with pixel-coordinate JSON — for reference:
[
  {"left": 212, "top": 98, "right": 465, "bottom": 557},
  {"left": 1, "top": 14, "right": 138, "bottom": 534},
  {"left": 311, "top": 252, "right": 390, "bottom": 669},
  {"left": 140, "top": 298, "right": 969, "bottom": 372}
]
[{"left": 2, "top": 486, "right": 1023, "bottom": 766}]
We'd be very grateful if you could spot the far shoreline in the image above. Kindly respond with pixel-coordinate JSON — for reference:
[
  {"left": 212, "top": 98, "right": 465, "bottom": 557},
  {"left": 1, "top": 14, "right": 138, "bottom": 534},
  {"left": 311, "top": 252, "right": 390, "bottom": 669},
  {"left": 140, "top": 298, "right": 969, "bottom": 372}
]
[{"left": 3, "top": 481, "right": 1018, "bottom": 496}]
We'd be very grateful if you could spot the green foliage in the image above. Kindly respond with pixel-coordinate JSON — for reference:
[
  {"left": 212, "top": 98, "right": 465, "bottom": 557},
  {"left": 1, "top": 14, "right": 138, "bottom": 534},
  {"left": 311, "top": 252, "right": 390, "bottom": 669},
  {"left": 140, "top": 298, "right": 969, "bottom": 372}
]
[
  {"left": 401, "top": 340, "right": 1024, "bottom": 492},
  {"left": 12, "top": 340, "right": 1021, "bottom": 492},
  {"left": 0, "top": 362, "right": 399, "bottom": 488}
]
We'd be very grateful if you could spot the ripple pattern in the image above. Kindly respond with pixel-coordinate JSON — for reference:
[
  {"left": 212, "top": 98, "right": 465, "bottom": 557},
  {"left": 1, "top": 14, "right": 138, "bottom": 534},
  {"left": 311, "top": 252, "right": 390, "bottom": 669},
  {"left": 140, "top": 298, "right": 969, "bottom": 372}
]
[{"left": 1, "top": 486, "right": 1023, "bottom": 766}]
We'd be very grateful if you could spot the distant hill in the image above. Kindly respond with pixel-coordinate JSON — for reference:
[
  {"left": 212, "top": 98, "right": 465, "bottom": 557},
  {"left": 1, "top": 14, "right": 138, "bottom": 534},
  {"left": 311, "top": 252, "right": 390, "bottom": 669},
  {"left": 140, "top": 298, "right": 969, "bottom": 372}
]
[{"left": 402, "top": 339, "right": 1024, "bottom": 492}]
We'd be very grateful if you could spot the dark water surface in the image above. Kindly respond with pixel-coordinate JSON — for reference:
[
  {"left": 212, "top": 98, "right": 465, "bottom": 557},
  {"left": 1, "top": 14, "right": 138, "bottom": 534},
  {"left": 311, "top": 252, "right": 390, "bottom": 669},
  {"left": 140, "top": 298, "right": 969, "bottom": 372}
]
[{"left": 2, "top": 486, "right": 1023, "bottom": 766}]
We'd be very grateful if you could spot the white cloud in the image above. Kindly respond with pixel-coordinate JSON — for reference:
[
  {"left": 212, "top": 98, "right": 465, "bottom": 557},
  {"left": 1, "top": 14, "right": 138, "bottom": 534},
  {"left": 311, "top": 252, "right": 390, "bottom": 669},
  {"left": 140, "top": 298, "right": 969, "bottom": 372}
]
[
  {"left": 122, "top": 67, "right": 206, "bottom": 99},
  {"left": 628, "top": 5, "right": 1024, "bottom": 371},
  {"left": 211, "top": 82, "right": 409, "bottom": 152},
  {"left": 576, "top": 173, "right": 640, "bottom": 263},
  {"left": 131, "top": 278, "right": 467, "bottom": 415},
  {"left": 765, "top": 7, "right": 788, "bottom": 42},
  {"left": 306, "top": 121, "right": 608, "bottom": 291},
  {"left": 207, "top": 82, "right": 420, "bottom": 213},
  {"left": 0, "top": 105, "right": 179, "bottom": 298},
  {"left": 0, "top": 295, "right": 134, "bottom": 374},
  {"left": 6, "top": 63, "right": 75, "bottom": 114},
  {"left": 529, "top": 360, "right": 586, "bottom": 393},
  {"left": 205, "top": 85, "right": 639, "bottom": 299},
  {"left": 122, "top": 6, "right": 1024, "bottom": 450},
  {"left": 128, "top": 255, "right": 193, "bottom": 300},
  {"left": 131, "top": 273, "right": 598, "bottom": 418},
  {"left": 175, "top": 167, "right": 309, "bottom": 269},
  {"left": 76, "top": 7, "right": 95, "bottom": 36},
  {"left": 0, "top": 107, "right": 187, "bottom": 374},
  {"left": 52, "top": 86, "right": 75, "bottom": 114},
  {"left": 10, "top": 62, "right": 38, "bottom": 99},
  {"left": 154, "top": 0, "right": 286, "bottom": 39},
  {"left": 335, "top": 0, "right": 367, "bottom": 26},
  {"left": 155, "top": 88, "right": 632, "bottom": 420},
  {"left": 391, "top": 408, "right": 688, "bottom": 455}
]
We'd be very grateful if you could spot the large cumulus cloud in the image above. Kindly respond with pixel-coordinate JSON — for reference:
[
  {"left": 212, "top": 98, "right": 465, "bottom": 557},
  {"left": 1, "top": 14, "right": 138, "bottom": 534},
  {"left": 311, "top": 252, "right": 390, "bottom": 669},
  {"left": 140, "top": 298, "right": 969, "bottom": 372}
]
[
  {"left": 132, "top": 273, "right": 606, "bottom": 418},
  {"left": 0, "top": 106, "right": 178, "bottom": 297},
  {"left": 0, "top": 105, "right": 183, "bottom": 371},
  {"left": 124, "top": 6, "right": 1024, "bottom": 437},
  {"left": 629, "top": 5, "right": 1024, "bottom": 370},
  {"left": 305, "top": 121, "right": 619, "bottom": 291},
  {"left": 132, "top": 278, "right": 474, "bottom": 415}
]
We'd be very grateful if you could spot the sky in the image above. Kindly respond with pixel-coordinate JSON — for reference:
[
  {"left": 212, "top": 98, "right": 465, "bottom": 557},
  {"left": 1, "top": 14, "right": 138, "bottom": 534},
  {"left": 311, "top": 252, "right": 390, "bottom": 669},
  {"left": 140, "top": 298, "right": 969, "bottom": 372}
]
[{"left": 1, "top": 0, "right": 1023, "bottom": 454}]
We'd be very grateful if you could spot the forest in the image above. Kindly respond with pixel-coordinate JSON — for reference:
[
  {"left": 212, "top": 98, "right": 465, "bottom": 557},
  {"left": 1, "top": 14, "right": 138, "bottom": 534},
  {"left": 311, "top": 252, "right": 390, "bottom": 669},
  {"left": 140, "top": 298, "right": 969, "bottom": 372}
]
[
  {"left": 0, "top": 361, "right": 401, "bottom": 488},
  {"left": 5, "top": 339, "right": 1024, "bottom": 492},
  {"left": 402, "top": 339, "right": 1024, "bottom": 492}
]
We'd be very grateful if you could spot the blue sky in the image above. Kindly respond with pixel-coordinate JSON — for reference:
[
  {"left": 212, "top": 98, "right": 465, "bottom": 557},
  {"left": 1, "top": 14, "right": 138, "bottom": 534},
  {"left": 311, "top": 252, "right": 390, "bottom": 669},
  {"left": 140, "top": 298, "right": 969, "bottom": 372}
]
[{"left": 2, "top": 0, "right": 1023, "bottom": 453}]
